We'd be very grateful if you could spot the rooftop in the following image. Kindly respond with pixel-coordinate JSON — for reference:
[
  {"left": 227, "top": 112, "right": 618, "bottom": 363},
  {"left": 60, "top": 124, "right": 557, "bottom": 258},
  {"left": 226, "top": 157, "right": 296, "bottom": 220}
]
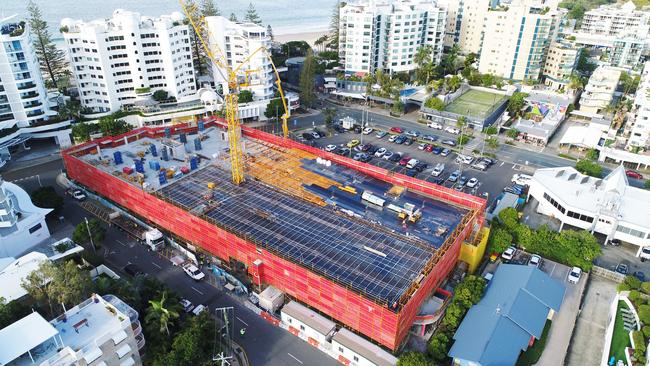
[
  {"left": 0, "top": 312, "right": 58, "bottom": 366},
  {"left": 282, "top": 301, "right": 336, "bottom": 336},
  {"left": 75, "top": 127, "right": 468, "bottom": 309},
  {"left": 448, "top": 265, "right": 565, "bottom": 365},
  {"left": 333, "top": 328, "right": 398, "bottom": 366},
  {"left": 0, "top": 251, "right": 49, "bottom": 302},
  {"left": 533, "top": 165, "right": 650, "bottom": 229}
]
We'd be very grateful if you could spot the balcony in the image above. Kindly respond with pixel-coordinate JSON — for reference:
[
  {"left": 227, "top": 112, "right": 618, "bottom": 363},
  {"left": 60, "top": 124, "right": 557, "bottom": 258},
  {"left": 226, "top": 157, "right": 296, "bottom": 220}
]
[
  {"left": 131, "top": 320, "right": 142, "bottom": 337},
  {"left": 21, "top": 91, "right": 39, "bottom": 100},
  {"left": 135, "top": 333, "right": 145, "bottom": 350},
  {"left": 23, "top": 101, "right": 43, "bottom": 109},
  {"left": 26, "top": 109, "right": 44, "bottom": 117},
  {"left": 17, "top": 82, "right": 36, "bottom": 90}
]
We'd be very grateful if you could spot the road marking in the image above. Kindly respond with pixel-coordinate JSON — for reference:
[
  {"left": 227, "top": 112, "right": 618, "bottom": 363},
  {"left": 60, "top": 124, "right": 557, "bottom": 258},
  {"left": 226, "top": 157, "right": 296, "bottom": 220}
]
[
  {"left": 116, "top": 240, "right": 128, "bottom": 247},
  {"left": 151, "top": 262, "right": 162, "bottom": 269},
  {"left": 500, "top": 161, "right": 505, "bottom": 167},
  {"left": 287, "top": 353, "right": 303, "bottom": 364},
  {"left": 191, "top": 286, "right": 204, "bottom": 295},
  {"left": 236, "top": 316, "right": 249, "bottom": 326}
]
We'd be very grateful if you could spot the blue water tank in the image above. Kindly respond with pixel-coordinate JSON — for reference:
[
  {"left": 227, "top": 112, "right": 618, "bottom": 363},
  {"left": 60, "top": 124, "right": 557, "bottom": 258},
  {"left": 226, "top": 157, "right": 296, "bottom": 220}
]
[
  {"left": 134, "top": 159, "right": 144, "bottom": 173},
  {"left": 158, "top": 170, "right": 167, "bottom": 185},
  {"left": 149, "top": 160, "right": 160, "bottom": 171},
  {"left": 198, "top": 121, "right": 205, "bottom": 131},
  {"left": 180, "top": 133, "right": 187, "bottom": 143},
  {"left": 194, "top": 138, "right": 202, "bottom": 151},
  {"left": 161, "top": 147, "right": 169, "bottom": 161},
  {"left": 150, "top": 144, "right": 158, "bottom": 157},
  {"left": 164, "top": 127, "right": 171, "bottom": 138},
  {"left": 190, "top": 156, "right": 198, "bottom": 170},
  {"left": 113, "top": 151, "right": 123, "bottom": 165}
]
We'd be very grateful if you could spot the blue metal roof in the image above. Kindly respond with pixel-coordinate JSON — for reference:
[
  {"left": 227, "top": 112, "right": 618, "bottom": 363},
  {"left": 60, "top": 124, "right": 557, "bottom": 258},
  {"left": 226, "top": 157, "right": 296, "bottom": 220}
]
[{"left": 448, "top": 264, "right": 565, "bottom": 366}]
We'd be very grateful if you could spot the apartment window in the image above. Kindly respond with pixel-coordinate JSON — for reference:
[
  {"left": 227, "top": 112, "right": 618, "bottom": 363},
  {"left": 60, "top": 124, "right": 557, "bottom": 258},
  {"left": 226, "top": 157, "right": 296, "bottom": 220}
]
[
  {"left": 299, "top": 325, "right": 305, "bottom": 331},
  {"left": 542, "top": 193, "right": 566, "bottom": 214},
  {"left": 338, "top": 347, "right": 344, "bottom": 353},
  {"left": 28, "top": 223, "right": 42, "bottom": 234},
  {"left": 288, "top": 318, "right": 292, "bottom": 323},
  {"left": 353, "top": 356, "right": 359, "bottom": 362},
  {"left": 566, "top": 211, "right": 594, "bottom": 223},
  {"left": 617, "top": 225, "right": 646, "bottom": 239}
]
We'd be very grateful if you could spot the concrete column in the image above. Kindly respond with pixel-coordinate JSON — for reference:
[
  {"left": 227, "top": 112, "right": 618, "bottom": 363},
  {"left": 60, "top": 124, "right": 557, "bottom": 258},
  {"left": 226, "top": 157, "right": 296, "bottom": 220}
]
[{"left": 558, "top": 221, "right": 565, "bottom": 232}]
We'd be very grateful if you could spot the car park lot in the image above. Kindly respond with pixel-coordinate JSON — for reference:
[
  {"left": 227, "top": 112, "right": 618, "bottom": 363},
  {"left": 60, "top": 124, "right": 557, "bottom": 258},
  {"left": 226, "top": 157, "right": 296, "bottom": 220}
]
[{"left": 306, "top": 126, "right": 527, "bottom": 203}]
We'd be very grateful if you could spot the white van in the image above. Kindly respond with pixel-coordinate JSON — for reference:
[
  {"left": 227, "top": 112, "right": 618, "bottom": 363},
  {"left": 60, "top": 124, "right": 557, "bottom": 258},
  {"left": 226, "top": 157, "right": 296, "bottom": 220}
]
[
  {"left": 431, "top": 163, "right": 445, "bottom": 176},
  {"left": 406, "top": 159, "right": 420, "bottom": 169}
]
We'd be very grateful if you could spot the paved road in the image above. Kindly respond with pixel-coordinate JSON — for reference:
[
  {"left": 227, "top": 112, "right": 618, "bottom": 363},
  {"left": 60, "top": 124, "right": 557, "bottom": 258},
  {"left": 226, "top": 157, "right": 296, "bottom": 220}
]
[{"left": 3, "top": 158, "right": 338, "bottom": 366}]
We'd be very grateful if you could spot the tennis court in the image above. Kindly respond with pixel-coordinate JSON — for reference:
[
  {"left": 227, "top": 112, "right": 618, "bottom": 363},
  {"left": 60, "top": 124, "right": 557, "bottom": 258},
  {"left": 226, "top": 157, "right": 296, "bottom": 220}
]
[{"left": 444, "top": 89, "right": 506, "bottom": 118}]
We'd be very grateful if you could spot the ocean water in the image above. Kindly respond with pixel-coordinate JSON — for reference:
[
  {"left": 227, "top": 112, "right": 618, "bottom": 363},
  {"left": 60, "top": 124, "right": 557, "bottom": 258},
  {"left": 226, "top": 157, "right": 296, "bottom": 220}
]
[{"left": 0, "top": 0, "right": 337, "bottom": 39}]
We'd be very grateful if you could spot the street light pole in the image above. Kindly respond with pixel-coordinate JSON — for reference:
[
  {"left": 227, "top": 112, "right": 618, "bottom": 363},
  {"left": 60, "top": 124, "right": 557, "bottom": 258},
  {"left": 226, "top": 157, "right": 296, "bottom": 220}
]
[{"left": 84, "top": 217, "right": 96, "bottom": 253}]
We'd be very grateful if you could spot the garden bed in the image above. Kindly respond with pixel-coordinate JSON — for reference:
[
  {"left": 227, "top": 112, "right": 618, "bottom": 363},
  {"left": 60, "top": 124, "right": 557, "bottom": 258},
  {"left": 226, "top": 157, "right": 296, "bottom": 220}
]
[{"left": 609, "top": 300, "right": 631, "bottom": 362}]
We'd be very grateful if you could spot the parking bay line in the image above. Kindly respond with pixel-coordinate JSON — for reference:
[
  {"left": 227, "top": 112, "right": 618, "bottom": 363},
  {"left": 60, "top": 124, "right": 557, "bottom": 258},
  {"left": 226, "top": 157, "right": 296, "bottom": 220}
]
[
  {"left": 287, "top": 353, "right": 303, "bottom": 364},
  {"left": 191, "top": 286, "right": 204, "bottom": 295},
  {"left": 151, "top": 262, "right": 162, "bottom": 269},
  {"left": 236, "top": 316, "right": 249, "bottom": 326}
]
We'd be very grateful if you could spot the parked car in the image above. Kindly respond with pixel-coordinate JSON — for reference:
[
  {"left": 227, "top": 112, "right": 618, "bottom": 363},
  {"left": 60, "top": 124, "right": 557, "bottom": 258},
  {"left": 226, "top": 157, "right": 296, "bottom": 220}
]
[
  {"left": 404, "top": 137, "right": 414, "bottom": 146},
  {"left": 183, "top": 263, "right": 206, "bottom": 281},
  {"left": 375, "top": 147, "right": 388, "bottom": 157},
  {"left": 616, "top": 263, "right": 629, "bottom": 275},
  {"left": 431, "top": 163, "right": 445, "bottom": 177},
  {"left": 405, "top": 169, "right": 418, "bottom": 177},
  {"left": 423, "top": 134, "right": 438, "bottom": 142},
  {"left": 353, "top": 125, "right": 363, "bottom": 133},
  {"left": 310, "top": 131, "right": 321, "bottom": 139},
  {"left": 388, "top": 134, "right": 399, "bottom": 142},
  {"left": 501, "top": 246, "right": 516, "bottom": 262},
  {"left": 361, "top": 143, "right": 372, "bottom": 152},
  {"left": 406, "top": 159, "right": 420, "bottom": 169},
  {"left": 405, "top": 130, "right": 420, "bottom": 138},
  {"left": 376, "top": 131, "right": 388, "bottom": 139},
  {"left": 456, "top": 154, "right": 474, "bottom": 165},
  {"left": 512, "top": 173, "right": 533, "bottom": 186},
  {"left": 192, "top": 304, "right": 206, "bottom": 316},
  {"left": 70, "top": 189, "right": 87, "bottom": 201},
  {"left": 362, "top": 127, "right": 373, "bottom": 135},
  {"left": 180, "top": 298, "right": 195, "bottom": 313},
  {"left": 442, "top": 139, "right": 456, "bottom": 146},
  {"left": 431, "top": 177, "right": 445, "bottom": 185},
  {"left": 123, "top": 263, "right": 145, "bottom": 277},
  {"left": 390, "top": 127, "right": 403, "bottom": 133},
  {"left": 445, "top": 126, "right": 460, "bottom": 135},
  {"left": 567, "top": 267, "right": 582, "bottom": 284},
  {"left": 347, "top": 139, "right": 360, "bottom": 148},
  {"left": 395, "top": 135, "right": 407, "bottom": 144},
  {"left": 427, "top": 121, "right": 443, "bottom": 129},
  {"left": 333, "top": 125, "right": 346, "bottom": 133},
  {"left": 528, "top": 254, "right": 542, "bottom": 268},
  {"left": 388, "top": 152, "right": 403, "bottom": 162},
  {"left": 634, "top": 271, "right": 646, "bottom": 282},
  {"left": 414, "top": 162, "right": 428, "bottom": 172},
  {"left": 325, "top": 144, "right": 337, "bottom": 152},
  {"left": 458, "top": 175, "right": 469, "bottom": 187},
  {"left": 337, "top": 148, "right": 351, "bottom": 156},
  {"left": 425, "top": 144, "right": 434, "bottom": 152},
  {"left": 471, "top": 161, "right": 488, "bottom": 171},
  {"left": 448, "top": 170, "right": 461, "bottom": 182},
  {"left": 626, "top": 170, "right": 643, "bottom": 179},
  {"left": 418, "top": 143, "right": 428, "bottom": 150},
  {"left": 431, "top": 146, "right": 443, "bottom": 155},
  {"left": 440, "top": 148, "right": 451, "bottom": 156},
  {"left": 640, "top": 246, "right": 650, "bottom": 262},
  {"left": 399, "top": 156, "right": 412, "bottom": 166},
  {"left": 313, "top": 129, "right": 325, "bottom": 138},
  {"left": 466, "top": 177, "right": 479, "bottom": 188},
  {"left": 382, "top": 151, "right": 395, "bottom": 160},
  {"left": 302, "top": 132, "right": 314, "bottom": 140}
]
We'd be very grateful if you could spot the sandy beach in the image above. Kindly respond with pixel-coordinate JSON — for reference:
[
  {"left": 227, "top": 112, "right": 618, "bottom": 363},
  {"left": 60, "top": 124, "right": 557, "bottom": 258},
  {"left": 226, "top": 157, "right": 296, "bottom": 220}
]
[{"left": 275, "top": 30, "right": 329, "bottom": 46}]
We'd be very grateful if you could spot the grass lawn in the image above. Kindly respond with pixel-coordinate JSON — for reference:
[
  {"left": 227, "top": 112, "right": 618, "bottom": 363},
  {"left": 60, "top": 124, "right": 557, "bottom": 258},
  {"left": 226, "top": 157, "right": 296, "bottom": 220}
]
[
  {"left": 444, "top": 89, "right": 506, "bottom": 118},
  {"left": 516, "top": 320, "right": 552, "bottom": 366},
  {"left": 609, "top": 301, "right": 631, "bottom": 362}
]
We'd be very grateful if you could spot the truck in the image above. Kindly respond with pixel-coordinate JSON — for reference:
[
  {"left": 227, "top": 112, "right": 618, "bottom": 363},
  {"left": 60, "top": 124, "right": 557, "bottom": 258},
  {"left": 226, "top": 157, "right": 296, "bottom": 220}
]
[{"left": 109, "top": 212, "right": 165, "bottom": 251}]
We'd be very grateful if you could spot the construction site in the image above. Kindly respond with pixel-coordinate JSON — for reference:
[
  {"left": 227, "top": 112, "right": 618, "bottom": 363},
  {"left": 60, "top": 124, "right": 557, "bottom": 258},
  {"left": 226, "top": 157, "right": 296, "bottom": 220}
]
[{"left": 61, "top": 117, "right": 486, "bottom": 351}]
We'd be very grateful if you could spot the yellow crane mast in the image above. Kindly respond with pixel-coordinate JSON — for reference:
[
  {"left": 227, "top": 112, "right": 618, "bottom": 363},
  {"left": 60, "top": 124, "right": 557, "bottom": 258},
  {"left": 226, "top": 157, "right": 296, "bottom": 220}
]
[{"left": 179, "top": 0, "right": 290, "bottom": 185}]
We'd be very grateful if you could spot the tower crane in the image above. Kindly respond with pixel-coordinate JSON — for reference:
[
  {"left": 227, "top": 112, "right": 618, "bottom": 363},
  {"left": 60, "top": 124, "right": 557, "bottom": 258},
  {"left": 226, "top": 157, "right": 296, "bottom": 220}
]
[{"left": 179, "top": 0, "right": 290, "bottom": 185}]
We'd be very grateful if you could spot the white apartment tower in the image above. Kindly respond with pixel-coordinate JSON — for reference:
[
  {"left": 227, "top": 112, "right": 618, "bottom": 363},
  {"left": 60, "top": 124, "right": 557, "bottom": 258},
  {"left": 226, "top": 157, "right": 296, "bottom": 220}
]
[
  {"left": 580, "top": 1, "right": 649, "bottom": 38},
  {"left": 440, "top": 0, "right": 490, "bottom": 54},
  {"left": 60, "top": 10, "right": 196, "bottom": 114},
  {"left": 627, "top": 61, "right": 650, "bottom": 150},
  {"left": 579, "top": 65, "right": 621, "bottom": 115},
  {"left": 338, "top": 0, "right": 447, "bottom": 75},
  {"left": 204, "top": 16, "right": 274, "bottom": 102},
  {"left": 0, "top": 16, "right": 53, "bottom": 128},
  {"left": 478, "top": 0, "right": 564, "bottom": 81}
]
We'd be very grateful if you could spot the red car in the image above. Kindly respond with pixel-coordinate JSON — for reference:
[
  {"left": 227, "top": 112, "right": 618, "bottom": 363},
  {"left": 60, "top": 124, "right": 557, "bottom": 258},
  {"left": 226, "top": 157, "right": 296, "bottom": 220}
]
[
  {"left": 390, "top": 127, "right": 403, "bottom": 133},
  {"left": 425, "top": 144, "right": 434, "bottom": 152},
  {"left": 626, "top": 170, "right": 643, "bottom": 179},
  {"left": 399, "top": 156, "right": 411, "bottom": 166}
]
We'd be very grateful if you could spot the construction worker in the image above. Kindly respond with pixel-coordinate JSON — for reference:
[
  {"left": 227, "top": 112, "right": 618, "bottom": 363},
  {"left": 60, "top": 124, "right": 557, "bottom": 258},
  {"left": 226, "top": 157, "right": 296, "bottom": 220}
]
[{"left": 240, "top": 327, "right": 246, "bottom": 338}]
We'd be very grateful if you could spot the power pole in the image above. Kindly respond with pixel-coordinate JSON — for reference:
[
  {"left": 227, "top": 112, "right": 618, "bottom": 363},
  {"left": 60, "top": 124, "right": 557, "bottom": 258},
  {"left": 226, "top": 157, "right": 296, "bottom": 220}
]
[{"left": 84, "top": 216, "right": 96, "bottom": 253}]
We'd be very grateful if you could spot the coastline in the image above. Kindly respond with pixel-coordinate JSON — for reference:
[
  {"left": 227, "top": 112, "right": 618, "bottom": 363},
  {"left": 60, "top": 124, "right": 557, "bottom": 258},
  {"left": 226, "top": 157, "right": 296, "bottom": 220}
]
[{"left": 274, "top": 30, "right": 329, "bottom": 46}]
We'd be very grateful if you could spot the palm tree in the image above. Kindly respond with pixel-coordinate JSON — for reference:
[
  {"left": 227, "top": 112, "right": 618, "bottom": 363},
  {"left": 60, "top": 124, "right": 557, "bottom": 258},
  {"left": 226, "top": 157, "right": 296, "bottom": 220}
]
[{"left": 145, "top": 291, "right": 180, "bottom": 336}]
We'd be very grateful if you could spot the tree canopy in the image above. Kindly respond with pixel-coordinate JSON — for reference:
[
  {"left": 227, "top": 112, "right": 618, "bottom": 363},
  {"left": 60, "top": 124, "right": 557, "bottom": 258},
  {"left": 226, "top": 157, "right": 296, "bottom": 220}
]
[
  {"left": 575, "top": 159, "right": 603, "bottom": 178},
  {"left": 30, "top": 186, "right": 64, "bottom": 214},
  {"left": 238, "top": 90, "right": 253, "bottom": 103},
  {"left": 244, "top": 2, "right": 263, "bottom": 25},
  {"left": 28, "top": 1, "right": 67, "bottom": 89},
  {"left": 200, "top": 0, "right": 220, "bottom": 16},
  {"left": 72, "top": 218, "right": 106, "bottom": 249},
  {"left": 299, "top": 50, "right": 317, "bottom": 108},
  {"left": 98, "top": 115, "right": 132, "bottom": 136}
]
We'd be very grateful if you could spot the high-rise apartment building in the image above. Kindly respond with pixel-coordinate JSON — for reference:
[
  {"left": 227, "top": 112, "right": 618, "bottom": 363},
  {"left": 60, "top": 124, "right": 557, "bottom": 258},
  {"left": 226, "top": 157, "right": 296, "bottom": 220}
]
[
  {"left": 579, "top": 65, "right": 621, "bottom": 115},
  {"left": 477, "top": 0, "right": 564, "bottom": 81},
  {"left": 440, "top": 0, "right": 489, "bottom": 54},
  {"left": 0, "top": 294, "right": 144, "bottom": 366},
  {"left": 0, "top": 16, "right": 53, "bottom": 128},
  {"left": 580, "top": 1, "right": 649, "bottom": 38},
  {"left": 60, "top": 10, "right": 196, "bottom": 114},
  {"left": 204, "top": 16, "right": 274, "bottom": 102},
  {"left": 338, "top": 0, "right": 447, "bottom": 75},
  {"left": 542, "top": 38, "right": 579, "bottom": 89},
  {"left": 627, "top": 61, "right": 650, "bottom": 149}
]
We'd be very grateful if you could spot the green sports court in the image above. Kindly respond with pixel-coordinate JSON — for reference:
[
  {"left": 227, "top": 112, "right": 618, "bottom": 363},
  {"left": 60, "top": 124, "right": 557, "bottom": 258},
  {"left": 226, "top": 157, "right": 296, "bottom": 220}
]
[{"left": 444, "top": 89, "right": 507, "bottom": 118}]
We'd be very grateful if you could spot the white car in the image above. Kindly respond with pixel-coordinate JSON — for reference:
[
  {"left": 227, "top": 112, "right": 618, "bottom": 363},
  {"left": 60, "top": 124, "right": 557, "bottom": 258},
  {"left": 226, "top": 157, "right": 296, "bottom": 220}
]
[
  {"left": 466, "top": 178, "right": 479, "bottom": 188},
  {"left": 382, "top": 151, "right": 395, "bottom": 160},
  {"left": 456, "top": 154, "right": 474, "bottom": 165},
  {"left": 512, "top": 173, "right": 532, "bottom": 186},
  {"left": 375, "top": 147, "right": 387, "bottom": 157},
  {"left": 362, "top": 127, "right": 373, "bottom": 135},
  {"left": 325, "top": 144, "right": 338, "bottom": 152},
  {"left": 418, "top": 143, "right": 427, "bottom": 150},
  {"left": 529, "top": 254, "right": 542, "bottom": 268},
  {"left": 192, "top": 304, "right": 206, "bottom": 316},
  {"left": 388, "top": 135, "right": 399, "bottom": 143},
  {"left": 182, "top": 264, "right": 205, "bottom": 281},
  {"left": 501, "top": 246, "right": 516, "bottom": 261},
  {"left": 70, "top": 189, "right": 87, "bottom": 201},
  {"left": 431, "top": 164, "right": 445, "bottom": 177},
  {"left": 567, "top": 267, "right": 582, "bottom": 284},
  {"left": 445, "top": 126, "right": 461, "bottom": 135},
  {"left": 180, "top": 298, "right": 195, "bottom": 313},
  {"left": 310, "top": 131, "right": 320, "bottom": 139},
  {"left": 427, "top": 122, "right": 443, "bottom": 130}
]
